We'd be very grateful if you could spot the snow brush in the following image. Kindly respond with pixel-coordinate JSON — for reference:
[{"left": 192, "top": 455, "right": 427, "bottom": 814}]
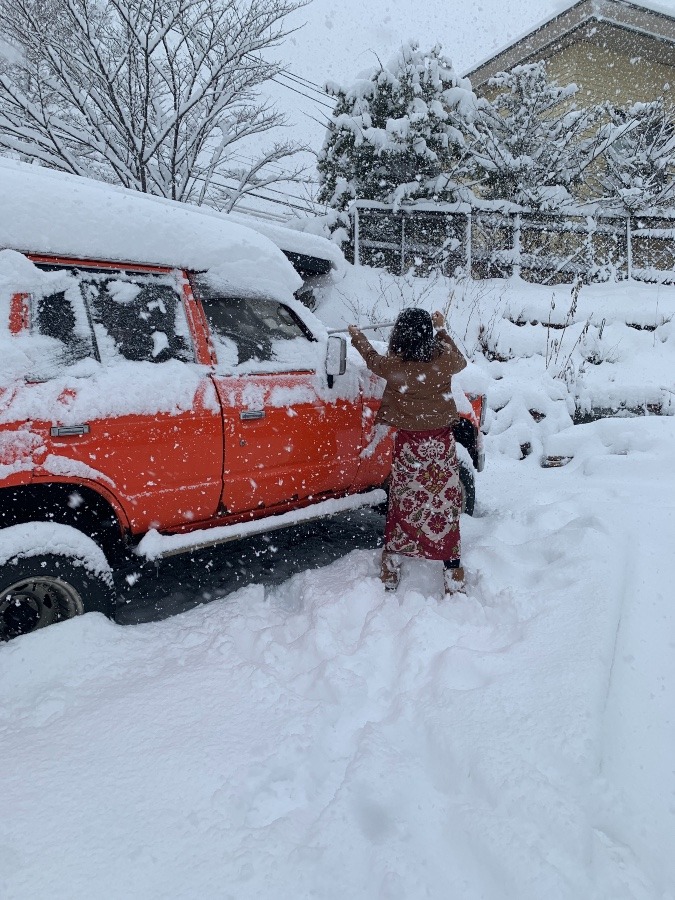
[{"left": 327, "top": 322, "right": 395, "bottom": 334}]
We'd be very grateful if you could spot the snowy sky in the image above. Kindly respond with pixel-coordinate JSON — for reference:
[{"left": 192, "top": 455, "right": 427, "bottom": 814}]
[{"left": 285, "top": 0, "right": 675, "bottom": 85}]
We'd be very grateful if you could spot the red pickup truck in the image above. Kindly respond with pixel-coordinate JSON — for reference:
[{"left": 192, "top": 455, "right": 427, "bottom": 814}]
[{"left": 0, "top": 166, "right": 484, "bottom": 640}]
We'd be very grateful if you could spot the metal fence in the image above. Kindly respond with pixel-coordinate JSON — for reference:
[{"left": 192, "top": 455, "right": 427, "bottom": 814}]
[{"left": 351, "top": 203, "right": 675, "bottom": 283}]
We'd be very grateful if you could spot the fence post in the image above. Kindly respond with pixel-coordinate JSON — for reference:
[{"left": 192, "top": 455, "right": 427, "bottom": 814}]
[
  {"left": 626, "top": 215, "right": 632, "bottom": 280},
  {"left": 353, "top": 205, "right": 360, "bottom": 267},
  {"left": 465, "top": 210, "right": 472, "bottom": 278},
  {"left": 512, "top": 212, "right": 521, "bottom": 278}
]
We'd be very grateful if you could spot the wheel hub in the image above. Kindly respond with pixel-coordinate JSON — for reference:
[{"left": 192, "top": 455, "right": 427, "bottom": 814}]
[{"left": 0, "top": 577, "right": 83, "bottom": 640}]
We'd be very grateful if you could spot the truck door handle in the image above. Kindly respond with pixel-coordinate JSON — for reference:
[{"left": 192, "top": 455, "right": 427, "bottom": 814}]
[
  {"left": 50, "top": 424, "right": 90, "bottom": 437},
  {"left": 240, "top": 410, "right": 265, "bottom": 420}
]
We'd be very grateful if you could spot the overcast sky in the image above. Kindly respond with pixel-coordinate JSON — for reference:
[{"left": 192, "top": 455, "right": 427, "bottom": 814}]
[{"left": 286, "top": 0, "right": 675, "bottom": 84}]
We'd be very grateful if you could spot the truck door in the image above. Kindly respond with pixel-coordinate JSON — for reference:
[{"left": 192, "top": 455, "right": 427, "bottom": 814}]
[{"left": 192, "top": 285, "right": 362, "bottom": 516}]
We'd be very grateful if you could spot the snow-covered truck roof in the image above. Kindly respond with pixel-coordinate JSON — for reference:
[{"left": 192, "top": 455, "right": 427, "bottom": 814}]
[
  {"left": 226, "top": 213, "right": 344, "bottom": 277},
  {"left": 0, "top": 158, "right": 302, "bottom": 303}
]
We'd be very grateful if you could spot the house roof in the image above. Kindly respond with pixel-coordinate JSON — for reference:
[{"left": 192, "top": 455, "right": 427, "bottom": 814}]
[{"left": 466, "top": 0, "right": 675, "bottom": 89}]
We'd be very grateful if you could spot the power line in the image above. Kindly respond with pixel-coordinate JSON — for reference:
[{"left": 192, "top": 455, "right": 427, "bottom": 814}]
[
  {"left": 225, "top": 151, "right": 315, "bottom": 181},
  {"left": 213, "top": 167, "right": 320, "bottom": 208},
  {"left": 302, "top": 110, "right": 333, "bottom": 130},
  {"left": 277, "top": 70, "right": 334, "bottom": 101},
  {"left": 269, "top": 75, "right": 335, "bottom": 110},
  {"left": 242, "top": 52, "right": 336, "bottom": 111},
  {"left": 228, "top": 184, "right": 316, "bottom": 213},
  {"left": 197, "top": 170, "right": 317, "bottom": 214},
  {"left": 243, "top": 52, "right": 335, "bottom": 100}
]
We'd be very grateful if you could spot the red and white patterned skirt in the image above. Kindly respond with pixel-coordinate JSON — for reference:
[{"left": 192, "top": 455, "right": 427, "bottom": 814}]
[{"left": 384, "top": 427, "right": 462, "bottom": 561}]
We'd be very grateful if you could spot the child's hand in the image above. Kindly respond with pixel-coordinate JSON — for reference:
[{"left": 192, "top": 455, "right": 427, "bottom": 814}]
[
  {"left": 347, "top": 325, "right": 360, "bottom": 338},
  {"left": 431, "top": 311, "right": 444, "bottom": 329}
]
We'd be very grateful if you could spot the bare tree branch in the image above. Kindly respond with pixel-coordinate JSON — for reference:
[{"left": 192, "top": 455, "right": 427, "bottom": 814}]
[{"left": 0, "top": 0, "right": 309, "bottom": 208}]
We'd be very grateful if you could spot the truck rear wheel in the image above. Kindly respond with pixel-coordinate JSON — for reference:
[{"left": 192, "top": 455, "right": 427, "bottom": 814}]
[
  {"left": 458, "top": 462, "right": 476, "bottom": 516},
  {"left": 0, "top": 525, "right": 114, "bottom": 641}
]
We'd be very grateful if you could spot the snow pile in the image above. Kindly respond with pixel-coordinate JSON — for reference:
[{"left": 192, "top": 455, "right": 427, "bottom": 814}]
[{"left": 3, "top": 416, "right": 675, "bottom": 897}]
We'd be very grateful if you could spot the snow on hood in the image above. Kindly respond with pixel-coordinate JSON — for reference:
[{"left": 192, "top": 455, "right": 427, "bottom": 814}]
[{"left": 0, "top": 158, "right": 302, "bottom": 303}]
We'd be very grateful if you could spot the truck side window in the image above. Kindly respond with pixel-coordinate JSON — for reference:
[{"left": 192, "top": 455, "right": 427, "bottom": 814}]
[
  {"left": 82, "top": 273, "right": 193, "bottom": 364},
  {"left": 30, "top": 286, "right": 96, "bottom": 368},
  {"left": 193, "top": 280, "right": 311, "bottom": 367}
]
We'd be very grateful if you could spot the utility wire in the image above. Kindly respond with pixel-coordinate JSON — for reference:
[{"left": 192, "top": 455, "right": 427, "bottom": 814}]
[
  {"left": 303, "top": 110, "right": 333, "bottom": 129},
  {"left": 243, "top": 52, "right": 335, "bottom": 101},
  {"left": 277, "top": 70, "right": 334, "bottom": 100},
  {"left": 269, "top": 75, "right": 335, "bottom": 110},
  {"left": 197, "top": 170, "right": 316, "bottom": 214},
  {"left": 225, "top": 151, "right": 315, "bottom": 181},
  {"left": 215, "top": 171, "right": 320, "bottom": 209}
]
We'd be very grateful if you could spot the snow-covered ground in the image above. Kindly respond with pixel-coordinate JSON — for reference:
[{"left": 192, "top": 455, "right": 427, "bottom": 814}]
[
  {"left": 2, "top": 414, "right": 674, "bottom": 899},
  {"left": 2, "top": 256, "right": 675, "bottom": 897}
]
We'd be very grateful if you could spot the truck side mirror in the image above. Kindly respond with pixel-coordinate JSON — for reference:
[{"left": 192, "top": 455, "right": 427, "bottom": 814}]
[{"left": 325, "top": 335, "right": 346, "bottom": 384}]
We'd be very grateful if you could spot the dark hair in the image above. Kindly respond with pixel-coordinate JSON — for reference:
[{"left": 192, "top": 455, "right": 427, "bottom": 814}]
[{"left": 388, "top": 308, "right": 435, "bottom": 362}]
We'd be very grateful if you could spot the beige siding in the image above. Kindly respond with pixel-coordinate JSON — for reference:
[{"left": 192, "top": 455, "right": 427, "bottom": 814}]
[
  {"left": 546, "top": 40, "right": 675, "bottom": 106},
  {"left": 477, "top": 41, "right": 675, "bottom": 107}
]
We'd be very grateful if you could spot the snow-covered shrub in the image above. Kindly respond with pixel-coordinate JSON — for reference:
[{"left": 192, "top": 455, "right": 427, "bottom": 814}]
[
  {"left": 467, "top": 62, "right": 604, "bottom": 210},
  {"left": 317, "top": 42, "right": 476, "bottom": 237},
  {"left": 592, "top": 99, "right": 675, "bottom": 214}
]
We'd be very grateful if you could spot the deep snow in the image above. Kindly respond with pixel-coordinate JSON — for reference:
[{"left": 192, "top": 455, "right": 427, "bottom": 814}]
[{"left": 2, "top": 416, "right": 674, "bottom": 899}]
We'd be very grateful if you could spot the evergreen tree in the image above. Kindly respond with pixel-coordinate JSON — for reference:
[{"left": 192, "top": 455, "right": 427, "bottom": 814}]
[
  {"left": 317, "top": 41, "right": 475, "bottom": 230},
  {"left": 467, "top": 61, "right": 603, "bottom": 209},
  {"left": 593, "top": 99, "right": 675, "bottom": 213}
]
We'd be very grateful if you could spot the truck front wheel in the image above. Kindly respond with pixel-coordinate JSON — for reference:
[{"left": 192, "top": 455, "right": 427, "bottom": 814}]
[{"left": 0, "top": 524, "right": 114, "bottom": 641}]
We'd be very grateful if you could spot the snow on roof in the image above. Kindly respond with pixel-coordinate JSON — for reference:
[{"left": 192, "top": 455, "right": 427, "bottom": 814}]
[
  {"left": 465, "top": 0, "right": 675, "bottom": 86},
  {"left": 0, "top": 158, "right": 302, "bottom": 302}
]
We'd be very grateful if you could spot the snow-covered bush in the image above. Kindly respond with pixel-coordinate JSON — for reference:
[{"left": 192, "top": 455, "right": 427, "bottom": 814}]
[
  {"left": 467, "top": 62, "right": 604, "bottom": 210},
  {"left": 317, "top": 41, "right": 476, "bottom": 237},
  {"left": 592, "top": 99, "right": 675, "bottom": 214}
]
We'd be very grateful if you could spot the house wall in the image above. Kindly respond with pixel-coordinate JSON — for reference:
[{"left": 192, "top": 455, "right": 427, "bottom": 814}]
[
  {"left": 477, "top": 40, "right": 675, "bottom": 106},
  {"left": 545, "top": 40, "right": 675, "bottom": 106}
]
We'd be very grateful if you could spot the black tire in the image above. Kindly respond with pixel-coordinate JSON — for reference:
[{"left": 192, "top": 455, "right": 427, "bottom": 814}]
[
  {"left": 373, "top": 478, "right": 390, "bottom": 516},
  {"left": 0, "top": 550, "right": 114, "bottom": 641},
  {"left": 458, "top": 462, "right": 476, "bottom": 516}
]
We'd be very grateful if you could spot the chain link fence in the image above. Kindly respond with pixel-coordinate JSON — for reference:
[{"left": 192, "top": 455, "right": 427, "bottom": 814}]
[{"left": 351, "top": 203, "right": 675, "bottom": 284}]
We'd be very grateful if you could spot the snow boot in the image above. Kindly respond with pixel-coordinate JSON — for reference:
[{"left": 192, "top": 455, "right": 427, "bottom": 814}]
[
  {"left": 443, "top": 565, "right": 465, "bottom": 595},
  {"left": 380, "top": 552, "right": 401, "bottom": 591}
]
